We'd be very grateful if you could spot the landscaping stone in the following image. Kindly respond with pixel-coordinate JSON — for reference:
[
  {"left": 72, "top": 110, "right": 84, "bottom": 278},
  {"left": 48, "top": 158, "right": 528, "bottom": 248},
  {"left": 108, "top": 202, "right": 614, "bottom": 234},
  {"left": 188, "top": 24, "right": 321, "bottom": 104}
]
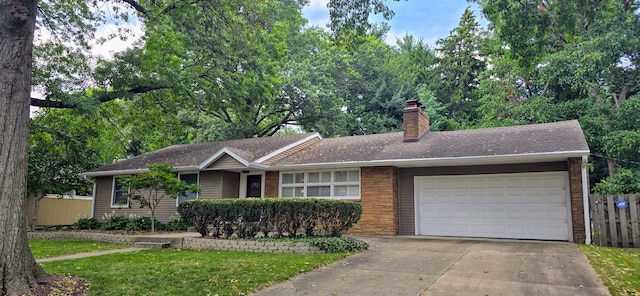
[{"left": 28, "top": 231, "right": 325, "bottom": 253}]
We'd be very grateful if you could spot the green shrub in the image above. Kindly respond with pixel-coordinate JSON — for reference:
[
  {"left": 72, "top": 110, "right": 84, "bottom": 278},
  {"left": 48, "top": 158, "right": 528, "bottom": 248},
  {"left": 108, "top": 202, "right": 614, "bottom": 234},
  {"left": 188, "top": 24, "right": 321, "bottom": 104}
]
[
  {"left": 125, "top": 216, "right": 164, "bottom": 231},
  {"left": 99, "top": 215, "right": 129, "bottom": 230},
  {"left": 178, "top": 200, "right": 216, "bottom": 236},
  {"left": 315, "top": 200, "right": 362, "bottom": 237},
  {"left": 166, "top": 219, "right": 191, "bottom": 231},
  {"left": 72, "top": 218, "right": 101, "bottom": 230},
  {"left": 178, "top": 198, "right": 362, "bottom": 238},
  {"left": 304, "top": 237, "right": 369, "bottom": 253},
  {"left": 593, "top": 168, "right": 640, "bottom": 194}
]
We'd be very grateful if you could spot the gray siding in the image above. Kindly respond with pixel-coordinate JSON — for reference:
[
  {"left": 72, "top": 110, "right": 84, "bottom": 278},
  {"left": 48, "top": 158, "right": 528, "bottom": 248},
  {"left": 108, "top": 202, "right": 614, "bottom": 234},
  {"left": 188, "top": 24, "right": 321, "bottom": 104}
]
[
  {"left": 93, "top": 176, "right": 181, "bottom": 223},
  {"left": 221, "top": 171, "right": 240, "bottom": 198},
  {"left": 398, "top": 162, "right": 569, "bottom": 235},
  {"left": 208, "top": 154, "right": 246, "bottom": 170},
  {"left": 199, "top": 171, "right": 222, "bottom": 198}
]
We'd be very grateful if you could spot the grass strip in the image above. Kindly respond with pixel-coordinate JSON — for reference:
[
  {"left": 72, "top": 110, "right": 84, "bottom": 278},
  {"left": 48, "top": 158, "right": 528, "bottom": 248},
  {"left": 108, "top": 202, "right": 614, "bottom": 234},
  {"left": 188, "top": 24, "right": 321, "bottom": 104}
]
[
  {"left": 30, "top": 239, "right": 127, "bottom": 259},
  {"left": 41, "top": 249, "right": 347, "bottom": 296},
  {"left": 578, "top": 244, "right": 640, "bottom": 296}
]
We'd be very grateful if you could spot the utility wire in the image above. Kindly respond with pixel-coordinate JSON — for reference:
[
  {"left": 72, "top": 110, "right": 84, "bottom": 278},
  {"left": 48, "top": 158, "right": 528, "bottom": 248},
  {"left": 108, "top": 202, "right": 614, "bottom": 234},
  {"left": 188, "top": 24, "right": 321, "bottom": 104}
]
[{"left": 590, "top": 153, "right": 640, "bottom": 165}]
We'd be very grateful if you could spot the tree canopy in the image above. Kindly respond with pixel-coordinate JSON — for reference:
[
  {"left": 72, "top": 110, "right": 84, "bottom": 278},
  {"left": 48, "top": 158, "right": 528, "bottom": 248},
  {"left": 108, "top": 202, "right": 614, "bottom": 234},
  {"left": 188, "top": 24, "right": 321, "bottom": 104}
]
[{"left": 30, "top": 0, "right": 640, "bottom": 189}]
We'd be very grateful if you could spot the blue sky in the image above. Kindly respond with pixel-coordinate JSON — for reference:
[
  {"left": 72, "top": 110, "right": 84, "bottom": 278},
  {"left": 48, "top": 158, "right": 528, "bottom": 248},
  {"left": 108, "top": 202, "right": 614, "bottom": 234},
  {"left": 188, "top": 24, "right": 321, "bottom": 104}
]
[{"left": 302, "top": 0, "right": 485, "bottom": 46}]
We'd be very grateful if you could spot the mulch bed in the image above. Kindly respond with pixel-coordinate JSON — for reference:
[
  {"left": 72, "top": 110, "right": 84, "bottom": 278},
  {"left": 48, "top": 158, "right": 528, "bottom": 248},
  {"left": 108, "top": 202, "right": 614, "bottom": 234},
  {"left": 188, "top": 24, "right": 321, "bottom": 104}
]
[{"left": 31, "top": 275, "right": 89, "bottom": 296}]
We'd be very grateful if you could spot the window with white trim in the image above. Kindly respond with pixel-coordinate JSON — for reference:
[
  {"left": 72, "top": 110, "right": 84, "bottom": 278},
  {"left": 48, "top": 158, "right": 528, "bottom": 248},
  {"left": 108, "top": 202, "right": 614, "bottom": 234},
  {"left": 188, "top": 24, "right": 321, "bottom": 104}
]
[
  {"left": 111, "top": 177, "right": 128, "bottom": 207},
  {"left": 280, "top": 170, "right": 360, "bottom": 199},
  {"left": 176, "top": 173, "right": 199, "bottom": 205}
]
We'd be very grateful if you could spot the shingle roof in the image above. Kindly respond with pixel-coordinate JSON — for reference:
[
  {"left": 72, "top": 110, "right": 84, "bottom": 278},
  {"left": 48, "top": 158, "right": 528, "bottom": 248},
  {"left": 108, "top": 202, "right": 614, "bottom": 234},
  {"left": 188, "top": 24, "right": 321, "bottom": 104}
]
[
  {"left": 87, "top": 133, "right": 317, "bottom": 173},
  {"left": 86, "top": 120, "right": 589, "bottom": 174},
  {"left": 270, "top": 120, "right": 589, "bottom": 167}
]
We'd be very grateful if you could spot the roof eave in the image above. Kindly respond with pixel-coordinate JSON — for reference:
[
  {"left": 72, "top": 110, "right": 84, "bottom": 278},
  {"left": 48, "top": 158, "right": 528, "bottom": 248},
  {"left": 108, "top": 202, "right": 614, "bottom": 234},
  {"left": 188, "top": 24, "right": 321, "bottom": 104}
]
[
  {"left": 82, "top": 166, "right": 199, "bottom": 177},
  {"left": 270, "top": 150, "right": 591, "bottom": 171}
]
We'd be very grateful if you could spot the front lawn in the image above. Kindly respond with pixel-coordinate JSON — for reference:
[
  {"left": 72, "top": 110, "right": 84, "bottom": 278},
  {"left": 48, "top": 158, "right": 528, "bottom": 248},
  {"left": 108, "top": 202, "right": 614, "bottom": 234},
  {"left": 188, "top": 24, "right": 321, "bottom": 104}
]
[
  {"left": 40, "top": 249, "right": 347, "bottom": 296},
  {"left": 578, "top": 245, "right": 640, "bottom": 296},
  {"left": 29, "top": 239, "right": 127, "bottom": 259}
]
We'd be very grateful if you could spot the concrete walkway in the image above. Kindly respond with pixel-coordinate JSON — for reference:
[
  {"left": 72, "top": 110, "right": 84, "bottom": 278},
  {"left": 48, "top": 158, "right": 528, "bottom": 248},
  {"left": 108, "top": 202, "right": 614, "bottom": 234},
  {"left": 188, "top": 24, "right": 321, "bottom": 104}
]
[
  {"left": 36, "top": 248, "right": 143, "bottom": 263},
  {"left": 253, "top": 236, "right": 610, "bottom": 296}
]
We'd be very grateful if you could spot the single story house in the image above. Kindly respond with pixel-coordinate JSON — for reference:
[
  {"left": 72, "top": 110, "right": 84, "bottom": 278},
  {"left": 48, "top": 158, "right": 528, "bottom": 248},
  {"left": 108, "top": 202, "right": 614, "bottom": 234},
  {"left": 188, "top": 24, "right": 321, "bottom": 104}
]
[{"left": 84, "top": 100, "right": 591, "bottom": 243}]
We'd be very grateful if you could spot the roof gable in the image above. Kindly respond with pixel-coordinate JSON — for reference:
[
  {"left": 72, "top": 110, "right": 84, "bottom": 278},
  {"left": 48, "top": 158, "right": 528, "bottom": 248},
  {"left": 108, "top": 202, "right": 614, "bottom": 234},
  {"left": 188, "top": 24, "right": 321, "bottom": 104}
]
[
  {"left": 85, "top": 133, "right": 320, "bottom": 176},
  {"left": 199, "top": 147, "right": 251, "bottom": 170}
]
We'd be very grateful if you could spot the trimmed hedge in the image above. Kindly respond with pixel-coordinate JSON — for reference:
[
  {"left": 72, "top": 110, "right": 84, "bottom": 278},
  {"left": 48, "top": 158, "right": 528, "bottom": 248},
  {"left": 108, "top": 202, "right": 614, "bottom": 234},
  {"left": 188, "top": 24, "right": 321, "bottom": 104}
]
[{"left": 178, "top": 198, "right": 362, "bottom": 238}]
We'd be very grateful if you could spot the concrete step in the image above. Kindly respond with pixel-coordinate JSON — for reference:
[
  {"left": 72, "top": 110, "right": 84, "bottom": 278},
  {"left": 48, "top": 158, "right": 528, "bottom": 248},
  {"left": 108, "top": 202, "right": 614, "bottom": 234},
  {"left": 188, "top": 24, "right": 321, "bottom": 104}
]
[
  {"left": 133, "top": 236, "right": 173, "bottom": 243},
  {"left": 134, "top": 242, "right": 171, "bottom": 249}
]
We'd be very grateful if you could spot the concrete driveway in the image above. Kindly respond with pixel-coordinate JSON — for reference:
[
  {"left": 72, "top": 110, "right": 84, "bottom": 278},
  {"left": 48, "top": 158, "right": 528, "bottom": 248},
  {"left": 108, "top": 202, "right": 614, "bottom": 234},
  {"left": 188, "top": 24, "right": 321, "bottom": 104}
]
[{"left": 253, "top": 236, "right": 610, "bottom": 296}]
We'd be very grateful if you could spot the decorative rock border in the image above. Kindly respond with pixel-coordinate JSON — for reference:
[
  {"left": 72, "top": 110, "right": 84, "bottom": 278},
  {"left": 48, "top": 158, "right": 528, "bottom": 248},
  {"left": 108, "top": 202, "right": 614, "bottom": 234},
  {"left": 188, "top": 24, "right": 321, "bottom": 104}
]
[
  {"left": 28, "top": 232, "right": 134, "bottom": 245},
  {"left": 28, "top": 232, "right": 324, "bottom": 254},
  {"left": 182, "top": 237, "right": 324, "bottom": 253}
]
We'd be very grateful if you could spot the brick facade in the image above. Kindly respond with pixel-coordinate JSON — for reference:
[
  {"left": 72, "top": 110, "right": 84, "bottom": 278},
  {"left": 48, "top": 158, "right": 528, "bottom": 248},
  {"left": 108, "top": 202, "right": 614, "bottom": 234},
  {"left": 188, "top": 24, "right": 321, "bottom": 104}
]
[
  {"left": 350, "top": 167, "right": 399, "bottom": 235},
  {"left": 264, "top": 171, "right": 279, "bottom": 198},
  {"left": 568, "top": 157, "right": 587, "bottom": 243}
]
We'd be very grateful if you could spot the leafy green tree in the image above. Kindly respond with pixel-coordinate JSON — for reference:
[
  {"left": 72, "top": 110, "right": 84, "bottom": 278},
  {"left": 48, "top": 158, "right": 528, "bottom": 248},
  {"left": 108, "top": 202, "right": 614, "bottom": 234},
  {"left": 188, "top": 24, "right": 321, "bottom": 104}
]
[
  {"left": 27, "top": 109, "right": 104, "bottom": 230},
  {"left": 395, "top": 34, "right": 437, "bottom": 89},
  {"left": 592, "top": 168, "right": 640, "bottom": 194},
  {"left": 434, "top": 7, "right": 487, "bottom": 127},
  {"left": 120, "top": 164, "right": 200, "bottom": 232},
  {"left": 279, "top": 27, "right": 351, "bottom": 137},
  {"left": 327, "top": 0, "right": 400, "bottom": 37},
  {"left": 2, "top": 0, "right": 399, "bottom": 292},
  {"left": 474, "top": 0, "right": 640, "bottom": 185}
]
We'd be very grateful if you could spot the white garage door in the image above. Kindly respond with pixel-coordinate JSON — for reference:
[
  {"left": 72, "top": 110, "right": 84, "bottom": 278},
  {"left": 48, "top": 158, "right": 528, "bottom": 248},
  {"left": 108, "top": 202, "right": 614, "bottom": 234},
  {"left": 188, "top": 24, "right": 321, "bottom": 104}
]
[{"left": 414, "top": 172, "right": 571, "bottom": 241}]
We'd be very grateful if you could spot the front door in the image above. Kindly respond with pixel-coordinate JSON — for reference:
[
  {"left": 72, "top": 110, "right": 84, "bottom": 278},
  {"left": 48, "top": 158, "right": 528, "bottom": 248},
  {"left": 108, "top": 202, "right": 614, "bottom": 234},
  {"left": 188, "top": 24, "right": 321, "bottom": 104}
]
[{"left": 246, "top": 175, "right": 262, "bottom": 198}]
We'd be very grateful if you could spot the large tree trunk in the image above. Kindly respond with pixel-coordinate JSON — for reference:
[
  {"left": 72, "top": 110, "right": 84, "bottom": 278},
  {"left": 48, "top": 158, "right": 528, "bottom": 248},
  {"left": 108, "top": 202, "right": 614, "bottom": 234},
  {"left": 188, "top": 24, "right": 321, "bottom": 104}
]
[{"left": 0, "top": 1, "right": 49, "bottom": 295}]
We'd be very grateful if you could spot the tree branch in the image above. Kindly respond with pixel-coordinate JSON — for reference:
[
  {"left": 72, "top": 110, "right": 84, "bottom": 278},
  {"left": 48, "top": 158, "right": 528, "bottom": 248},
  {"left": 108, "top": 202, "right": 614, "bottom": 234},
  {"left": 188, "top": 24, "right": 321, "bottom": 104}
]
[
  {"left": 162, "top": 0, "right": 201, "bottom": 15},
  {"left": 258, "top": 111, "right": 294, "bottom": 137},
  {"left": 121, "top": 0, "right": 148, "bottom": 15},
  {"left": 30, "top": 86, "right": 169, "bottom": 108}
]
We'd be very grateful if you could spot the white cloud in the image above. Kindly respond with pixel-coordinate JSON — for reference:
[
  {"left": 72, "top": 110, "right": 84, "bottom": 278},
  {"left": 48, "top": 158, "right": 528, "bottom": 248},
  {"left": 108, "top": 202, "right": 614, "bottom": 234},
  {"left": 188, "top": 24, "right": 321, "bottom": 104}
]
[{"left": 307, "top": 0, "right": 329, "bottom": 8}]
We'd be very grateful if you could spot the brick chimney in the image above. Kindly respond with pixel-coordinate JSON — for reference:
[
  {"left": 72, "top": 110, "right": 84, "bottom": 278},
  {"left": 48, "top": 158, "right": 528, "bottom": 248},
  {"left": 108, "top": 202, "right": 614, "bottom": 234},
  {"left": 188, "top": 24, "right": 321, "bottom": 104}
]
[{"left": 403, "top": 100, "right": 430, "bottom": 142}]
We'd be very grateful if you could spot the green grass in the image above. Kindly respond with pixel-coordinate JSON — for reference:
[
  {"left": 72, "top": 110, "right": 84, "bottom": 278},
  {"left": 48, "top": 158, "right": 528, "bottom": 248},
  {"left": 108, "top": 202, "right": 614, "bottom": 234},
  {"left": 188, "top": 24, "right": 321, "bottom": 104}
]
[
  {"left": 29, "top": 239, "right": 127, "bottom": 259},
  {"left": 578, "top": 245, "right": 640, "bottom": 296},
  {"left": 40, "top": 249, "right": 348, "bottom": 296}
]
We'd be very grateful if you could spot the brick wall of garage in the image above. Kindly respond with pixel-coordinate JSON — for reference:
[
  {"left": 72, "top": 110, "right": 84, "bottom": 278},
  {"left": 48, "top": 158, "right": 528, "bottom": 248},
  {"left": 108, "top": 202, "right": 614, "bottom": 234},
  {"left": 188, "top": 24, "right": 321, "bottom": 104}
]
[
  {"left": 349, "top": 167, "right": 399, "bottom": 236},
  {"left": 568, "top": 158, "right": 586, "bottom": 243}
]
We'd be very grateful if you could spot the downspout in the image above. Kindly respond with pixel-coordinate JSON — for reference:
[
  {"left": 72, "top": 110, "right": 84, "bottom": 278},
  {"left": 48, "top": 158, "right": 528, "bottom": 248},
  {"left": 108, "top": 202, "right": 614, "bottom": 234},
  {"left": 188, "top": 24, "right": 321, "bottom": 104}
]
[
  {"left": 581, "top": 155, "right": 591, "bottom": 245},
  {"left": 86, "top": 176, "right": 96, "bottom": 219}
]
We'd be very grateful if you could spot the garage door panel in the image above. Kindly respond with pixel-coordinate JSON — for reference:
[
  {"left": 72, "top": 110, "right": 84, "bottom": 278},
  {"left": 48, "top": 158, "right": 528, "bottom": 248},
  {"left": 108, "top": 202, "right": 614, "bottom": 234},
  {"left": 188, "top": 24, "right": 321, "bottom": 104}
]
[
  {"left": 436, "top": 180, "right": 452, "bottom": 189},
  {"left": 414, "top": 172, "right": 570, "bottom": 241},
  {"left": 470, "top": 180, "right": 486, "bottom": 188}
]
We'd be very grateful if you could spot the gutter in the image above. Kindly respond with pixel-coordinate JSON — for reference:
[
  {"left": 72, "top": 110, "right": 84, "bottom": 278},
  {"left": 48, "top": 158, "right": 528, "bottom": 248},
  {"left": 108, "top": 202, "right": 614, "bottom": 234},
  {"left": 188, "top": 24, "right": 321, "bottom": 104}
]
[
  {"left": 83, "top": 150, "right": 590, "bottom": 177},
  {"left": 83, "top": 162, "right": 270, "bottom": 177},
  {"left": 582, "top": 155, "right": 592, "bottom": 245},
  {"left": 82, "top": 166, "right": 199, "bottom": 177},
  {"left": 81, "top": 174, "right": 97, "bottom": 219},
  {"left": 270, "top": 150, "right": 591, "bottom": 170},
  {"left": 90, "top": 179, "right": 96, "bottom": 219}
]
